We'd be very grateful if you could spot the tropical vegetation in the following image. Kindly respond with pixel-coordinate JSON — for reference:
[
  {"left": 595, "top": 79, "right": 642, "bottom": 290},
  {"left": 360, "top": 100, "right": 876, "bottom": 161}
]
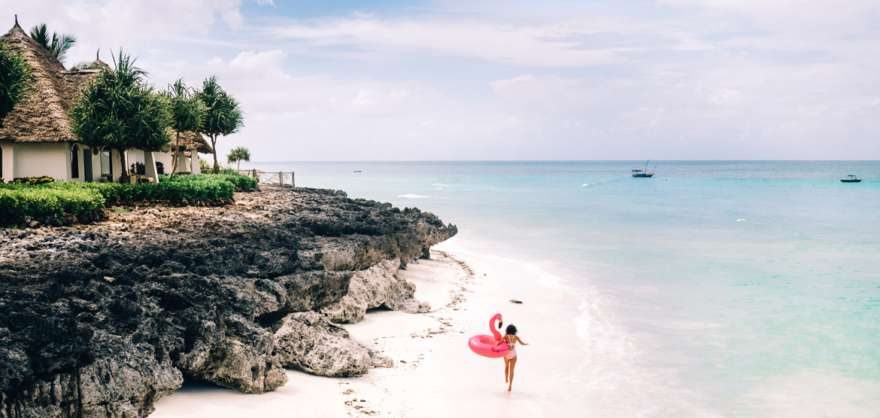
[
  {"left": 166, "top": 79, "right": 206, "bottom": 173},
  {"left": 0, "top": 44, "right": 31, "bottom": 127},
  {"left": 70, "top": 51, "right": 172, "bottom": 181},
  {"left": 2, "top": 19, "right": 254, "bottom": 225},
  {"left": 0, "top": 172, "right": 257, "bottom": 226},
  {"left": 198, "top": 76, "right": 244, "bottom": 173},
  {"left": 0, "top": 186, "right": 104, "bottom": 226},
  {"left": 227, "top": 146, "right": 250, "bottom": 170},
  {"left": 28, "top": 23, "right": 76, "bottom": 63},
  {"left": 163, "top": 171, "right": 258, "bottom": 192}
]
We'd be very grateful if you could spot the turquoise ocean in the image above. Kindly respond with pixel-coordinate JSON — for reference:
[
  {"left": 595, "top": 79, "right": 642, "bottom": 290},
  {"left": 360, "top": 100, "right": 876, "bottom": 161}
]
[{"left": 252, "top": 161, "right": 879, "bottom": 416}]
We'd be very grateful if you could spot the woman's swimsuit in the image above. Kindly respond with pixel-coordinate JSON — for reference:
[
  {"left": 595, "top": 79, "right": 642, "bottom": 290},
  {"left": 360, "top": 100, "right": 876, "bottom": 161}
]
[{"left": 504, "top": 336, "right": 517, "bottom": 359}]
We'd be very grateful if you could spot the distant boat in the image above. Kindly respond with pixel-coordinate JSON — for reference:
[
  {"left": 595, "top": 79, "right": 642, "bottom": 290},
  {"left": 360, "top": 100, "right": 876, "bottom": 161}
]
[
  {"left": 353, "top": 170, "right": 363, "bottom": 174},
  {"left": 632, "top": 161, "right": 655, "bottom": 178},
  {"left": 840, "top": 174, "right": 862, "bottom": 183}
]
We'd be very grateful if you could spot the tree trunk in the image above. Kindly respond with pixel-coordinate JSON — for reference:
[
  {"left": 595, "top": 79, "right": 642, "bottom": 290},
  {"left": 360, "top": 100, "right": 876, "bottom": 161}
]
[
  {"left": 118, "top": 148, "right": 128, "bottom": 183},
  {"left": 171, "top": 131, "right": 181, "bottom": 174},
  {"left": 211, "top": 136, "right": 219, "bottom": 173},
  {"left": 236, "top": 160, "right": 240, "bottom": 170}
]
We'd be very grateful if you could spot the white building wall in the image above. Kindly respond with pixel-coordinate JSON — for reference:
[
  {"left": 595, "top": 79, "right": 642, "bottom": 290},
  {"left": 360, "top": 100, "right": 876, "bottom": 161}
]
[
  {"left": 155, "top": 151, "right": 174, "bottom": 175},
  {"left": 143, "top": 151, "right": 159, "bottom": 181},
  {"left": 191, "top": 152, "right": 201, "bottom": 174},
  {"left": 175, "top": 153, "right": 189, "bottom": 174},
  {"left": 89, "top": 149, "right": 101, "bottom": 181},
  {"left": 126, "top": 149, "right": 145, "bottom": 167},
  {"left": 110, "top": 149, "right": 124, "bottom": 182},
  {"left": 1, "top": 142, "right": 14, "bottom": 182},
  {"left": 12, "top": 143, "right": 71, "bottom": 180}
]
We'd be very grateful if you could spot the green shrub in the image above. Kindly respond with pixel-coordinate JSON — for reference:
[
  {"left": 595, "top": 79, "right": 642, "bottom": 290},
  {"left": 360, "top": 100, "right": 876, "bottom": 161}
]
[
  {"left": 212, "top": 173, "right": 257, "bottom": 192},
  {"left": 0, "top": 187, "right": 104, "bottom": 226},
  {"left": 11, "top": 176, "right": 55, "bottom": 185},
  {"left": 129, "top": 179, "right": 234, "bottom": 205},
  {"left": 1, "top": 175, "right": 239, "bottom": 227},
  {"left": 43, "top": 182, "right": 132, "bottom": 206},
  {"left": 43, "top": 179, "right": 233, "bottom": 206},
  {"left": 161, "top": 172, "right": 258, "bottom": 192}
]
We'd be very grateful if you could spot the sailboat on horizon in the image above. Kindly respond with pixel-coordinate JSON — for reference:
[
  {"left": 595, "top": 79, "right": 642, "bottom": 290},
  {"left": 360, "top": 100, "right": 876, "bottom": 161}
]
[{"left": 632, "top": 161, "right": 655, "bottom": 178}]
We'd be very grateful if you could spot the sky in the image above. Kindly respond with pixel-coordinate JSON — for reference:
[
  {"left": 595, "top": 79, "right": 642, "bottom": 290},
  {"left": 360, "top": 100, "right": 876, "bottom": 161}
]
[{"left": 2, "top": 0, "right": 879, "bottom": 161}]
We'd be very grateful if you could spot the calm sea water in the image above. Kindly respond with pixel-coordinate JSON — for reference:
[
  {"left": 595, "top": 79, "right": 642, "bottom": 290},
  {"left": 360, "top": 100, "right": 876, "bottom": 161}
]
[{"left": 252, "top": 161, "right": 880, "bottom": 416}]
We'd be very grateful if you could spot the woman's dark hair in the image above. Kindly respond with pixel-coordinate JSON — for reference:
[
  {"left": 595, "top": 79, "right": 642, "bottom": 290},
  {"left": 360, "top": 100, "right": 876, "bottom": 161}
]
[{"left": 505, "top": 324, "right": 517, "bottom": 336}]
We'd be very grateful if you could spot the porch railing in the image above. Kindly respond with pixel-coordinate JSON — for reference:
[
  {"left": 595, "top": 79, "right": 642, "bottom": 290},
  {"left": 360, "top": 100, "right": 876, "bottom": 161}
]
[{"left": 236, "top": 169, "right": 295, "bottom": 187}]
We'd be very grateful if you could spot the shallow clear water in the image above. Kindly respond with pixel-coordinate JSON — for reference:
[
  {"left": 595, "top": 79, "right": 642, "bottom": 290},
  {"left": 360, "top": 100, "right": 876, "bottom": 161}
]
[{"left": 253, "top": 161, "right": 880, "bottom": 416}]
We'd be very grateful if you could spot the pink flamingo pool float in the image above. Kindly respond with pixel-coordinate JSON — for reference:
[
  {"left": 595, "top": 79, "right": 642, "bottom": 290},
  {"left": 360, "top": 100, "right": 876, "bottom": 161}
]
[{"left": 468, "top": 313, "right": 510, "bottom": 358}]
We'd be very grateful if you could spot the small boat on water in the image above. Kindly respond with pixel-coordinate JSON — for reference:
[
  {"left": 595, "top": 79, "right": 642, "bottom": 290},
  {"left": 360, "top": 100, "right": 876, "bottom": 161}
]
[
  {"left": 632, "top": 161, "right": 654, "bottom": 178},
  {"left": 840, "top": 174, "right": 862, "bottom": 183}
]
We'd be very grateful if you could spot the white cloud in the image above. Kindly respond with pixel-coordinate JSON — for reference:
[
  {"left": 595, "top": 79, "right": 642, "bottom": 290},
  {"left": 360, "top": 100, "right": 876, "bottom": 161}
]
[
  {"left": 272, "top": 17, "right": 626, "bottom": 68},
  {"left": 2, "top": 0, "right": 249, "bottom": 67},
  {"left": 2, "top": 1, "right": 879, "bottom": 160},
  {"left": 659, "top": 0, "right": 880, "bottom": 35}
]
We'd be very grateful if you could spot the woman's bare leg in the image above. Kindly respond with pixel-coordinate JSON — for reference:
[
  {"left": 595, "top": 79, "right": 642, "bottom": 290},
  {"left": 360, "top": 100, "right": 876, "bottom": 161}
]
[
  {"left": 504, "top": 358, "right": 510, "bottom": 383},
  {"left": 508, "top": 357, "right": 517, "bottom": 391}
]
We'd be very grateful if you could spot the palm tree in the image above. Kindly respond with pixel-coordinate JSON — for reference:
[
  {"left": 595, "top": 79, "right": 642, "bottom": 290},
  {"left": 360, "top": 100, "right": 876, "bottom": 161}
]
[
  {"left": 70, "top": 51, "right": 172, "bottom": 182},
  {"left": 29, "top": 24, "right": 76, "bottom": 64},
  {"left": 198, "top": 76, "right": 244, "bottom": 173},
  {"left": 166, "top": 79, "right": 206, "bottom": 173},
  {"left": 0, "top": 45, "right": 31, "bottom": 128},
  {"left": 227, "top": 147, "right": 251, "bottom": 170}
]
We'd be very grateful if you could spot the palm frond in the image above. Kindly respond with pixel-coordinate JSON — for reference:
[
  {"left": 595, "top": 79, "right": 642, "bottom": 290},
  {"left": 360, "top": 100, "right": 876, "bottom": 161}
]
[
  {"left": 52, "top": 34, "right": 77, "bottom": 63},
  {"left": 28, "top": 24, "right": 50, "bottom": 50},
  {"left": 28, "top": 23, "right": 77, "bottom": 63}
]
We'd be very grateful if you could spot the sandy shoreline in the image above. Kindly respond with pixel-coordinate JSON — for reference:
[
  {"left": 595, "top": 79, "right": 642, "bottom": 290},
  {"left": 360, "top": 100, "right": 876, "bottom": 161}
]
[{"left": 152, "top": 237, "right": 586, "bottom": 417}]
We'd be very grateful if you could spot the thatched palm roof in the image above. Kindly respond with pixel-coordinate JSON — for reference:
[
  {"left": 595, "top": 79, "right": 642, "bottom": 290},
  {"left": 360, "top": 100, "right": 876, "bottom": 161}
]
[
  {"left": 0, "top": 19, "right": 104, "bottom": 143},
  {"left": 182, "top": 131, "right": 213, "bottom": 154},
  {"left": 163, "top": 130, "right": 213, "bottom": 154}
]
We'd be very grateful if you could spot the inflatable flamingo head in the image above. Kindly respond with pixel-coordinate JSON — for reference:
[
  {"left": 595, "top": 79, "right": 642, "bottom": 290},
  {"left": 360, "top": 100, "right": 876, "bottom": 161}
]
[{"left": 490, "top": 313, "right": 503, "bottom": 340}]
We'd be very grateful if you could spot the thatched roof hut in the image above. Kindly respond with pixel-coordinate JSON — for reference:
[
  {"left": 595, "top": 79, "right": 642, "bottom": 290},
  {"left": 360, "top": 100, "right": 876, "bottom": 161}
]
[
  {"left": 179, "top": 131, "right": 213, "bottom": 154},
  {"left": 163, "top": 130, "right": 213, "bottom": 154},
  {"left": 0, "top": 17, "right": 105, "bottom": 143}
]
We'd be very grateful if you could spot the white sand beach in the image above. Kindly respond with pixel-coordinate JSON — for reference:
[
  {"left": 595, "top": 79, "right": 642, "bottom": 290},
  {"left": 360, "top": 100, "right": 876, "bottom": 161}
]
[{"left": 152, "top": 237, "right": 592, "bottom": 418}]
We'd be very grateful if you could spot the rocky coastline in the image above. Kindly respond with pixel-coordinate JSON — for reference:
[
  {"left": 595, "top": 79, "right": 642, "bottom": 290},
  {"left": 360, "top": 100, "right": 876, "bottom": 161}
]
[{"left": 0, "top": 186, "right": 457, "bottom": 418}]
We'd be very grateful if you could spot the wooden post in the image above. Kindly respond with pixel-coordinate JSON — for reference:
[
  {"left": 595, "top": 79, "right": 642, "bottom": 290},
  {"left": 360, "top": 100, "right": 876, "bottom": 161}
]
[
  {"left": 278, "top": 171, "right": 283, "bottom": 186},
  {"left": 292, "top": 172, "right": 295, "bottom": 187}
]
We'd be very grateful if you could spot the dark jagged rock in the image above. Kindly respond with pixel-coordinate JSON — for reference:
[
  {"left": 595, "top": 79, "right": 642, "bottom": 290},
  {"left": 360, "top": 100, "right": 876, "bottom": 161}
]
[{"left": 0, "top": 187, "right": 456, "bottom": 418}]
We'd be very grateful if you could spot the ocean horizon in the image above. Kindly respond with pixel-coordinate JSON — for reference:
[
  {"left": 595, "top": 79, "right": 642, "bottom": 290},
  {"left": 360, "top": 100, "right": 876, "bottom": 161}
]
[{"left": 245, "top": 160, "right": 880, "bottom": 416}]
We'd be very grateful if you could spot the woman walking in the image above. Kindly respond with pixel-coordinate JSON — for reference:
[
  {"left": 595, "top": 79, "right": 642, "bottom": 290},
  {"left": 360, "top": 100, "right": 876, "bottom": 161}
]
[{"left": 501, "top": 324, "right": 528, "bottom": 391}]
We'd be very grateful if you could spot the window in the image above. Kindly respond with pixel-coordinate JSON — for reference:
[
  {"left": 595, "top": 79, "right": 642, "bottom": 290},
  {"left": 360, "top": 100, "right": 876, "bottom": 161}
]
[{"left": 71, "top": 145, "right": 79, "bottom": 178}]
